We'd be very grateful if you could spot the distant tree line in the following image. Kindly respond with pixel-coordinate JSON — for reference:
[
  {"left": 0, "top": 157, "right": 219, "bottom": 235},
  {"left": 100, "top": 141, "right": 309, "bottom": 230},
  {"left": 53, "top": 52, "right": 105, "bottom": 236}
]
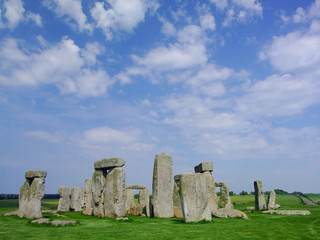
[{"left": 0, "top": 194, "right": 60, "bottom": 200}]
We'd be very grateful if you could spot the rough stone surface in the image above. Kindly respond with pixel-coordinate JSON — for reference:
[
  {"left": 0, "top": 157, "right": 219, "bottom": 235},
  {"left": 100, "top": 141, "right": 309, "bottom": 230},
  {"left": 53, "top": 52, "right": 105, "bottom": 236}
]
[
  {"left": 116, "top": 217, "right": 129, "bottom": 221},
  {"left": 254, "top": 180, "right": 266, "bottom": 210},
  {"left": 263, "top": 210, "right": 311, "bottom": 215},
  {"left": 203, "top": 172, "right": 218, "bottom": 213},
  {"left": 173, "top": 206, "right": 184, "bottom": 218},
  {"left": 70, "top": 187, "right": 83, "bottom": 212},
  {"left": 267, "top": 190, "right": 277, "bottom": 210},
  {"left": 92, "top": 169, "right": 106, "bottom": 217},
  {"left": 51, "top": 220, "right": 76, "bottom": 226},
  {"left": 194, "top": 162, "right": 213, "bottom": 173},
  {"left": 57, "top": 186, "right": 70, "bottom": 212},
  {"left": 94, "top": 158, "right": 125, "bottom": 170},
  {"left": 83, "top": 178, "right": 93, "bottom": 215},
  {"left": 31, "top": 218, "right": 50, "bottom": 224},
  {"left": 213, "top": 208, "right": 249, "bottom": 220},
  {"left": 220, "top": 184, "right": 233, "bottom": 209},
  {"left": 246, "top": 206, "right": 255, "bottom": 211},
  {"left": 175, "top": 172, "right": 211, "bottom": 223},
  {"left": 25, "top": 170, "right": 47, "bottom": 179},
  {"left": 215, "top": 182, "right": 226, "bottom": 187},
  {"left": 18, "top": 172, "right": 46, "bottom": 219},
  {"left": 4, "top": 210, "right": 19, "bottom": 216},
  {"left": 125, "top": 189, "right": 136, "bottom": 214},
  {"left": 173, "top": 182, "right": 181, "bottom": 208},
  {"left": 103, "top": 167, "right": 126, "bottom": 217},
  {"left": 126, "top": 185, "right": 146, "bottom": 189},
  {"left": 138, "top": 189, "right": 150, "bottom": 217},
  {"left": 152, "top": 153, "right": 174, "bottom": 218}
]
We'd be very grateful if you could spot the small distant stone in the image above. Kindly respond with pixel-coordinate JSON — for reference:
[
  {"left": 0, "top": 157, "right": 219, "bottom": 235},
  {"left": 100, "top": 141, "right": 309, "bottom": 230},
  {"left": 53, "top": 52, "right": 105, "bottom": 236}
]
[
  {"left": 194, "top": 162, "right": 213, "bottom": 173},
  {"left": 4, "top": 210, "right": 19, "bottom": 216},
  {"left": 51, "top": 220, "right": 76, "bottom": 226},
  {"left": 42, "top": 210, "right": 57, "bottom": 214},
  {"left": 94, "top": 158, "right": 125, "bottom": 170},
  {"left": 31, "top": 218, "right": 50, "bottom": 224},
  {"left": 262, "top": 210, "right": 311, "bottom": 215},
  {"left": 25, "top": 170, "right": 47, "bottom": 179},
  {"left": 246, "top": 207, "right": 255, "bottom": 211},
  {"left": 116, "top": 217, "right": 129, "bottom": 221}
]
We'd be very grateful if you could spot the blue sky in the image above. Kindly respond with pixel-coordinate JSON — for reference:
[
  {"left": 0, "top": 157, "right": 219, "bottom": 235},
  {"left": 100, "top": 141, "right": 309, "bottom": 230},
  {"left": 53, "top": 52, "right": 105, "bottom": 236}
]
[{"left": 1, "top": 0, "right": 320, "bottom": 194}]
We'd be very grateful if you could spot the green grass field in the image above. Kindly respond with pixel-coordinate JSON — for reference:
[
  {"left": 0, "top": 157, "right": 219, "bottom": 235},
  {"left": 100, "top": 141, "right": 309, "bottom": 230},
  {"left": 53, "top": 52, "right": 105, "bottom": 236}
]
[
  {"left": 306, "top": 194, "right": 320, "bottom": 204},
  {"left": 0, "top": 195, "right": 319, "bottom": 240}
]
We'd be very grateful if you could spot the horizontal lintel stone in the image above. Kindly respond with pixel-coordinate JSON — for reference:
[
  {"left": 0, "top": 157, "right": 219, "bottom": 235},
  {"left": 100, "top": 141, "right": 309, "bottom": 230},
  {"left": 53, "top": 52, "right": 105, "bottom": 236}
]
[{"left": 94, "top": 158, "right": 125, "bottom": 170}]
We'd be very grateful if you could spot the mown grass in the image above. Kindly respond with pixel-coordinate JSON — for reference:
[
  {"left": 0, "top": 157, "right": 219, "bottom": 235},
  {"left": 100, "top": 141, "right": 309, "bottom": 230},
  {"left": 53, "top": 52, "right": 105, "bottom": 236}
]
[
  {"left": 0, "top": 195, "right": 319, "bottom": 240},
  {"left": 306, "top": 194, "right": 320, "bottom": 204}
]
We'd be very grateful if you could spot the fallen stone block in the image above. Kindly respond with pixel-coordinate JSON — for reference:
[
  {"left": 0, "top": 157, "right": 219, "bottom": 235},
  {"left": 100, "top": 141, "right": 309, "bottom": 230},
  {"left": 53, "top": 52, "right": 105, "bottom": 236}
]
[
  {"left": 31, "top": 218, "right": 50, "bottom": 224},
  {"left": 51, "top": 220, "right": 76, "bottom": 226},
  {"left": 262, "top": 210, "right": 311, "bottom": 215},
  {"left": 213, "top": 208, "right": 249, "bottom": 220}
]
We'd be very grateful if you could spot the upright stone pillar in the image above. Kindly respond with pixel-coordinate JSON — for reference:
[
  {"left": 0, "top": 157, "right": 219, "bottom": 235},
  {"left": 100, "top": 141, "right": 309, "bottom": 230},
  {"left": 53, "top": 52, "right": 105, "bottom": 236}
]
[
  {"left": 57, "top": 186, "right": 70, "bottom": 212},
  {"left": 83, "top": 178, "right": 93, "bottom": 215},
  {"left": 267, "top": 190, "right": 276, "bottom": 210},
  {"left": 174, "top": 173, "right": 211, "bottom": 223},
  {"left": 70, "top": 187, "right": 83, "bottom": 212},
  {"left": 18, "top": 170, "right": 47, "bottom": 219},
  {"left": 138, "top": 189, "right": 150, "bottom": 217},
  {"left": 220, "top": 183, "right": 233, "bottom": 209},
  {"left": 125, "top": 188, "right": 136, "bottom": 214},
  {"left": 92, "top": 169, "right": 106, "bottom": 217},
  {"left": 103, "top": 167, "right": 126, "bottom": 217},
  {"left": 152, "top": 153, "right": 174, "bottom": 218},
  {"left": 254, "top": 180, "right": 266, "bottom": 210}
]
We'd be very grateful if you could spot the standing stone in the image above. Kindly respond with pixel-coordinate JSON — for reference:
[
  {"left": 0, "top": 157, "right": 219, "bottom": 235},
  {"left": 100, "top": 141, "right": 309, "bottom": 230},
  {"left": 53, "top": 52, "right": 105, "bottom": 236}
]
[
  {"left": 138, "top": 189, "right": 150, "bottom": 217},
  {"left": 103, "top": 167, "right": 126, "bottom": 217},
  {"left": 92, "top": 169, "right": 106, "bottom": 217},
  {"left": 125, "top": 188, "right": 136, "bottom": 214},
  {"left": 175, "top": 173, "right": 211, "bottom": 223},
  {"left": 267, "top": 190, "right": 277, "bottom": 210},
  {"left": 18, "top": 170, "right": 47, "bottom": 219},
  {"left": 220, "top": 183, "right": 233, "bottom": 209},
  {"left": 70, "top": 187, "right": 83, "bottom": 212},
  {"left": 203, "top": 172, "right": 219, "bottom": 212},
  {"left": 254, "top": 180, "right": 266, "bottom": 210},
  {"left": 57, "top": 186, "right": 70, "bottom": 212},
  {"left": 173, "top": 182, "right": 183, "bottom": 218},
  {"left": 152, "top": 153, "right": 174, "bottom": 218},
  {"left": 83, "top": 178, "right": 93, "bottom": 215}
]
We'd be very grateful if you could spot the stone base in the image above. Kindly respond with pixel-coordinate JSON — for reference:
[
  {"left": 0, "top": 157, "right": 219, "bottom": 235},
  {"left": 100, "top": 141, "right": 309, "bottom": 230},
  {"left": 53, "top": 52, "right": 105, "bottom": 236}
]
[{"left": 173, "top": 206, "right": 183, "bottom": 219}]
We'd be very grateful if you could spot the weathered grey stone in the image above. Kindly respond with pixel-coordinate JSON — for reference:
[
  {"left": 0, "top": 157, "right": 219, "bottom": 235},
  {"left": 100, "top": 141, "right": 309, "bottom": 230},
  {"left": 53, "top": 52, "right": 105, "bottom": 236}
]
[
  {"left": 215, "top": 182, "right": 226, "bottom": 187},
  {"left": 31, "top": 218, "right": 50, "bottom": 224},
  {"left": 194, "top": 162, "right": 213, "bottom": 173},
  {"left": 83, "top": 178, "right": 93, "bottom": 215},
  {"left": 51, "top": 220, "right": 76, "bottom": 226},
  {"left": 57, "top": 186, "right": 70, "bottom": 212},
  {"left": 203, "top": 172, "right": 218, "bottom": 213},
  {"left": 173, "top": 206, "right": 184, "bottom": 218},
  {"left": 254, "top": 180, "right": 266, "bottom": 210},
  {"left": 126, "top": 185, "right": 146, "bottom": 189},
  {"left": 246, "top": 206, "right": 255, "bottom": 211},
  {"left": 94, "top": 158, "right": 125, "bottom": 170},
  {"left": 267, "top": 190, "right": 276, "bottom": 210},
  {"left": 173, "top": 182, "right": 181, "bottom": 208},
  {"left": 18, "top": 171, "right": 46, "bottom": 219},
  {"left": 262, "top": 210, "right": 311, "bottom": 215},
  {"left": 25, "top": 170, "right": 47, "bottom": 179},
  {"left": 103, "top": 167, "right": 126, "bottom": 217},
  {"left": 138, "top": 189, "right": 150, "bottom": 217},
  {"left": 274, "top": 204, "right": 281, "bottom": 209},
  {"left": 4, "top": 210, "right": 19, "bottom": 216},
  {"left": 220, "top": 184, "right": 233, "bottom": 209},
  {"left": 92, "top": 169, "right": 106, "bottom": 217},
  {"left": 175, "top": 172, "right": 211, "bottom": 223},
  {"left": 125, "top": 188, "right": 136, "bottom": 214},
  {"left": 70, "top": 187, "right": 83, "bottom": 212},
  {"left": 116, "top": 217, "right": 129, "bottom": 221},
  {"left": 152, "top": 153, "right": 174, "bottom": 218},
  {"left": 213, "top": 208, "right": 249, "bottom": 220}
]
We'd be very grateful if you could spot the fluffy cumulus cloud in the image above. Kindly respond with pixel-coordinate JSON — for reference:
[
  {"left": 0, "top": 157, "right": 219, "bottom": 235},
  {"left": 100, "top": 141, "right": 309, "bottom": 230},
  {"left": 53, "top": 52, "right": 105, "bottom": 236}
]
[
  {"left": 43, "top": 0, "right": 92, "bottom": 32},
  {"left": 3, "top": 0, "right": 25, "bottom": 29},
  {"left": 0, "top": 37, "right": 113, "bottom": 97},
  {"left": 91, "top": 0, "right": 159, "bottom": 40}
]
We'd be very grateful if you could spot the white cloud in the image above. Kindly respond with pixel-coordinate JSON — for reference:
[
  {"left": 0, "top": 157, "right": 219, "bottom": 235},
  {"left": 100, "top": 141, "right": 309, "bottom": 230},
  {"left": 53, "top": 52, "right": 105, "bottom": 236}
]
[
  {"left": 210, "top": 0, "right": 228, "bottom": 9},
  {"left": 91, "top": 0, "right": 158, "bottom": 40},
  {"left": 159, "top": 18, "right": 176, "bottom": 36},
  {"left": 24, "top": 130, "right": 64, "bottom": 143},
  {"left": 81, "top": 42, "right": 104, "bottom": 66},
  {"left": 308, "top": 0, "right": 320, "bottom": 19},
  {"left": 26, "top": 12, "right": 42, "bottom": 27},
  {"left": 3, "top": 0, "right": 25, "bottom": 29},
  {"left": 200, "top": 13, "right": 216, "bottom": 31},
  {"left": 0, "top": 37, "right": 113, "bottom": 97},
  {"left": 232, "top": 0, "right": 262, "bottom": 15},
  {"left": 44, "top": 0, "right": 92, "bottom": 32},
  {"left": 293, "top": 7, "right": 307, "bottom": 23}
]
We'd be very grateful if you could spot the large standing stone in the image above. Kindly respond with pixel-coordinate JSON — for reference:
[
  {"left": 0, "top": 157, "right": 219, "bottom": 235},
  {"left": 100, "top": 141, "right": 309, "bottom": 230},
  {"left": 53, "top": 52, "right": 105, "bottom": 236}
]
[
  {"left": 125, "top": 188, "right": 136, "bottom": 214},
  {"left": 138, "top": 189, "right": 150, "bottom": 217},
  {"left": 203, "top": 172, "right": 219, "bottom": 213},
  {"left": 92, "top": 169, "right": 106, "bottom": 217},
  {"left": 175, "top": 173, "right": 211, "bottom": 223},
  {"left": 83, "top": 178, "right": 93, "bottom": 215},
  {"left": 267, "top": 190, "right": 277, "bottom": 210},
  {"left": 103, "top": 167, "right": 126, "bottom": 217},
  {"left": 152, "top": 153, "right": 174, "bottom": 218},
  {"left": 18, "top": 170, "right": 47, "bottom": 219},
  {"left": 220, "top": 183, "right": 233, "bottom": 209},
  {"left": 57, "top": 186, "right": 70, "bottom": 212},
  {"left": 70, "top": 187, "right": 83, "bottom": 212},
  {"left": 254, "top": 180, "right": 266, "bottom": 210}
]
